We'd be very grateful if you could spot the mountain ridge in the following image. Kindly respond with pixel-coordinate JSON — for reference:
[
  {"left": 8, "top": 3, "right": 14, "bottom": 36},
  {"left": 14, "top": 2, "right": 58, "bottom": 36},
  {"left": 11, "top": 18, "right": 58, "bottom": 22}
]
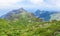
[{"left": 1, "top": 8, "right": 60, "bottom": 21}]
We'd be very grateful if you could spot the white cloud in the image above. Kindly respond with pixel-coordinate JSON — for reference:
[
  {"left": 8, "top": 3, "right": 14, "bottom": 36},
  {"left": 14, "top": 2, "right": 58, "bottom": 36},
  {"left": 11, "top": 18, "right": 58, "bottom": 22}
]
[
  {"left": 29, "top": 0, "right": 44, "bottom": 5},
  {"left": 29, "top": 0, "right": 60, "bottom": 11},
  {"left": 0, "top": 0, "right": 23, "bottom": 8},
  {"left": 45, "top": 0, "right": 60, "bottom": 7},
  {"left": 29, "top": 0, "right": 60, "bottom": 7},
  {"left": 0, "top": 0, "right": 20, "bottom": 3},
  {"left": 0, "top": 0, "right": 60, "bottom": 11},
  {"left": 53, "top": 0, "right": 60, "bottom": 6}
]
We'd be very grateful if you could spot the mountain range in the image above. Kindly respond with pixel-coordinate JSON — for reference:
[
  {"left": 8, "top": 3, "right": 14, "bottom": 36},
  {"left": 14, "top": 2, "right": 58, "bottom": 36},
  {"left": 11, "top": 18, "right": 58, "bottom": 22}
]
[
  {"left": 1, "top": 8, "right": 60, "bottom": 21},
  {"left": 34, "top": 10, "right": 57, "bottom": 21}
]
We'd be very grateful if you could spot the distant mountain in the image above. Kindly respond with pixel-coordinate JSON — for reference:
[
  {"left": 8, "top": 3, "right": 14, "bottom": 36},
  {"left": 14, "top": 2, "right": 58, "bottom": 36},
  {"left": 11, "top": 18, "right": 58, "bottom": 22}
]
[
  {"left": 1, "top": 8, "right": 43, "bottom": 22},
  {"left": 1, "top": 8, "right": 33, "bottom": 19},
  {"left": 1, "top": 8, "right": 59, "bottom": 21},
  {"left": 50, "top": 12, "right": 60, "bottom": 21},
  {"left": 34, "top": 9, "right": 57, "bottom": 21},
  {"left": 1, "top": 8, "right": 27, "bottom": 18}
]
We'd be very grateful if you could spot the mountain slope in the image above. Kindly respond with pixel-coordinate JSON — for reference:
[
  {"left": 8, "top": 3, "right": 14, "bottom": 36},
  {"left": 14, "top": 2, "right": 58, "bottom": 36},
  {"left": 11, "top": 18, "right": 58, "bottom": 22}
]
[
  {"left": 1, "top": 8, "right": 43, "bottom": 22},
  {"left": 34, "top": 10, "right": 57, "bottom": 21},
  {"left": 1, "top": 8, "right": 59, "bottom": 21},
  {"left": 50, "top": 12, "right": 60, "bottom": 21}
]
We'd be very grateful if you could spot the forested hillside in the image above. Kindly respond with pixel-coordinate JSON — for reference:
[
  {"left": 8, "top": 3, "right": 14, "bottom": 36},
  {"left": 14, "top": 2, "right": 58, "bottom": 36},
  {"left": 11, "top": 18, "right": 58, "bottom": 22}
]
[{"left": 0, "top": 18, "right": 60, "bottom": 36}]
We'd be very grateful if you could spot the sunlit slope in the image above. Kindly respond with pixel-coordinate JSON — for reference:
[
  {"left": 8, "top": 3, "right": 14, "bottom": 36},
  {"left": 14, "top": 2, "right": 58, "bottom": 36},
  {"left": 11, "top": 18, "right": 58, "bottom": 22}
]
[{"left": 0, "top": 19, "right": 60, "bottom": 36}]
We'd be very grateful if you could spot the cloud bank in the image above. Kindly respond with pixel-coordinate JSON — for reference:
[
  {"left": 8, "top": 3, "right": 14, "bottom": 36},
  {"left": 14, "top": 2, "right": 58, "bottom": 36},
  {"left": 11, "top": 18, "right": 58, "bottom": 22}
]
[{"left": 0, "top": 0, "right": 60, "bottom": 14}]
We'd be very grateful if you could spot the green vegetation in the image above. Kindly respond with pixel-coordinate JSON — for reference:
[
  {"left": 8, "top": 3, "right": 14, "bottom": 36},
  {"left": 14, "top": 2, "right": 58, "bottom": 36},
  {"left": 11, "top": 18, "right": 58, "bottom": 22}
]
[{"left": 0, "top": 18, "right": 60, "bottom": 36}]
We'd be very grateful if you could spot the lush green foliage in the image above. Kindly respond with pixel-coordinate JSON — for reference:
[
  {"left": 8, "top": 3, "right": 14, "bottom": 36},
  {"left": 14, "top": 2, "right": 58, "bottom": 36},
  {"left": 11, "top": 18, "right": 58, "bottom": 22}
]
[{"left": 0, "top": 18, "right": 60, "bottom": 36}]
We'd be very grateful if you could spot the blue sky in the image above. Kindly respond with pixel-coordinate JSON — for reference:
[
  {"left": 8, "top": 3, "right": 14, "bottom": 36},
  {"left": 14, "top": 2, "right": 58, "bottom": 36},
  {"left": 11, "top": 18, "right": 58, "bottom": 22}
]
[{"left": 0, "top": 0, "right": 60, "bottom": 16}]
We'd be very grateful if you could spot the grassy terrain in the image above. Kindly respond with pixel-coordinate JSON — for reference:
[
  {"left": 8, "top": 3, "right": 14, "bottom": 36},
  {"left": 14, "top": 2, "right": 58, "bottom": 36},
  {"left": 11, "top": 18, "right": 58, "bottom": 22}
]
[{"left": 0, "top": 18, "right": 60, "bottom": 36}]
